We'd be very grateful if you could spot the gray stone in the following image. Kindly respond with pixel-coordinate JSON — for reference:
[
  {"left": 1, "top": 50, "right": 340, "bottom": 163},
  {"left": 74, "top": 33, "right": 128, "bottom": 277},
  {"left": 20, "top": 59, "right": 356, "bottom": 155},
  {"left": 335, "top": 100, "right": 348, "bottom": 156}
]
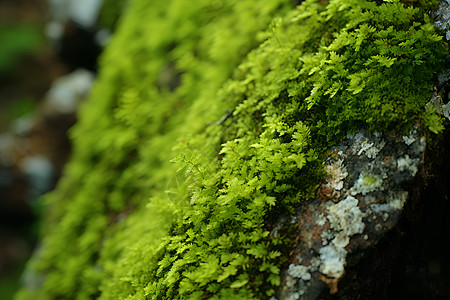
[{"left": 278, "top": 128, "right": 426, "bottom": 299}]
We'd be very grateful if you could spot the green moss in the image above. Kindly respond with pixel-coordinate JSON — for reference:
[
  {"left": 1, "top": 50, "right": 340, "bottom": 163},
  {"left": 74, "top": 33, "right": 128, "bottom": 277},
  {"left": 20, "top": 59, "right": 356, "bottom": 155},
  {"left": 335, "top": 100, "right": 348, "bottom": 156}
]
[
  {"left": 98, "top": 0, "right": 129, "bottom": 30},
  {"left": 17, "top": 0, "right": 447, "bottom": 299},
  {"left": 363, "top": 176, "right": 381, "bottom": 187}
]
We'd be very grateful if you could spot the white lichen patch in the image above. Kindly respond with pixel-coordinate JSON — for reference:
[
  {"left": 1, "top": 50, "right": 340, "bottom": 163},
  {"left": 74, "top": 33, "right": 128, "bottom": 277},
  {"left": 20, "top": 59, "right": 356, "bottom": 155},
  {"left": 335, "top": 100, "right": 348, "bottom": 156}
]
[
  {"left": 319, "top": 244, "right": 347, "bottom": 279},
  {"left": 327, "top": 196, "right": 366, "bottom": 238},
  {"left": 370, "top": 191, "right": 408, "bottom": 212},
  {"left": 397, "top": 155, "right": 420, "bottom": 176},
  {"left": 285, "top": 274, "right": 297, "bottom": 288},
  {"left": 402, "top": 131, "right": 417, "bottom": 146},
  {"left": 283, "top": 261, "right": 312, "bottom": 298},
  {"left": 389, "top": 191, "right": 408, "bottom": 210},
  {"left": 435, "top": 0, "right": 450, "bottom": 40},
  {"left": 316, "top": 213, "right": 327, "bottom": 227},
  {"left": 350, "top": 173, "right": 385, "bottom": 196},
  {"left": 287, "top": 264, "right": 311, "bottom": 281},
  {"left": 324, "top": 158, "right": 348, "bottom": 190},
  {"left": 369, "top": 204, "right": 390, "bottom": 214},
  {"left": 281, "top": 276, "right": 308, "bottom": 300},
  {"left": 318, "top": 196, "right": 366, "bottom": 278},
  {"left": 368, "top": 191, "right": 408, "bottom": 226},
  {"left": 357, "top": 141, "right": 374, "bottom": 156},
  {"left": 332, "top": 233, "right": 350, "bottom": 248},
  {"left": 321, "top": 230, "right": 333, "bottom": 245},
  {"left": 348, "top": 132, "right": 385, "bottom": 158},
  {"left": 284, "top": 292, "right": 301, "bottom": 300}
]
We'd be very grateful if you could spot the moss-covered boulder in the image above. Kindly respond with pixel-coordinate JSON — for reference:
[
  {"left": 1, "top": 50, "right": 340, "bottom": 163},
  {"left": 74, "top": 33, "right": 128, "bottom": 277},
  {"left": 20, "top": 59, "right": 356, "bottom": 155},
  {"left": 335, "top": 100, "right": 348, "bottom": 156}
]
[{"left": 17, "top": 0, "right": 448, "bottom": 299}]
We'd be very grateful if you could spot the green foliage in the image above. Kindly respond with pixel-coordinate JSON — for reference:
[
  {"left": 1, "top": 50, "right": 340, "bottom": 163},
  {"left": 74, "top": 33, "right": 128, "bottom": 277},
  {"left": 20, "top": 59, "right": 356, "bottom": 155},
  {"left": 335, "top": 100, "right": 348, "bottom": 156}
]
[
  {"left": 0, "top": 25, "right": 41, "bottom": 75},
  {"left": 9, "top": 97, "right": 37, "bottom": 119},
  {"left": 424, "top": 102, "right": 446, "bottom": 134},
  {"left": 99, "top": 0, "right": 129, "bottom": 31},
  {"left": 16, "top": 0, "right": 447, "bottom": 299},
  {"left": 306, "top": 1, "right": 447, "bottom": 137}
]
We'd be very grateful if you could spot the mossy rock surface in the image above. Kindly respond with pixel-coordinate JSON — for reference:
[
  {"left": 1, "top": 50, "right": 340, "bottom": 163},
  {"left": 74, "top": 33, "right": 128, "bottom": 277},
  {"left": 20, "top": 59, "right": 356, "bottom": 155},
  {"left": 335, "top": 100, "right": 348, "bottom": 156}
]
[{"left": 17, "top": 0, "right": 447, "bottom": 299}]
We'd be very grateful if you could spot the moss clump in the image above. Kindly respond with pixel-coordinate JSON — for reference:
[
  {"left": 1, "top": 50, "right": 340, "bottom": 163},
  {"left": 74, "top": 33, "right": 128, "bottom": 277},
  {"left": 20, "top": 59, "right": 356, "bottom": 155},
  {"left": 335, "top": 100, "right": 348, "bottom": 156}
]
[{"left": 17, "top": 0, "right": 447, "bottom": 299}]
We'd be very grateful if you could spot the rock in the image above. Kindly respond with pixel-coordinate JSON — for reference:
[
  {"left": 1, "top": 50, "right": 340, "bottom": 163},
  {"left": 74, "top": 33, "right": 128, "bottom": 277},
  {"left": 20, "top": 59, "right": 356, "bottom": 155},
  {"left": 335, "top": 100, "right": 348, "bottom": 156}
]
[
  {"left": 279, "top": 128, "right": 426, "bottom": 299},
  {"left": 434, "top": 0, "right": 450, "bottom": 41}
]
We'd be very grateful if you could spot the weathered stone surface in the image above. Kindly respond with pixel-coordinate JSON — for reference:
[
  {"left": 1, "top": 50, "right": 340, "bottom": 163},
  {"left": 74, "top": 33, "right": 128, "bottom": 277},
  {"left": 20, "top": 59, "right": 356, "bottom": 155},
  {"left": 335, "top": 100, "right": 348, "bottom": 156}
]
[{"left": 278, "top": 128, "right": 426, "bottom": 299}]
